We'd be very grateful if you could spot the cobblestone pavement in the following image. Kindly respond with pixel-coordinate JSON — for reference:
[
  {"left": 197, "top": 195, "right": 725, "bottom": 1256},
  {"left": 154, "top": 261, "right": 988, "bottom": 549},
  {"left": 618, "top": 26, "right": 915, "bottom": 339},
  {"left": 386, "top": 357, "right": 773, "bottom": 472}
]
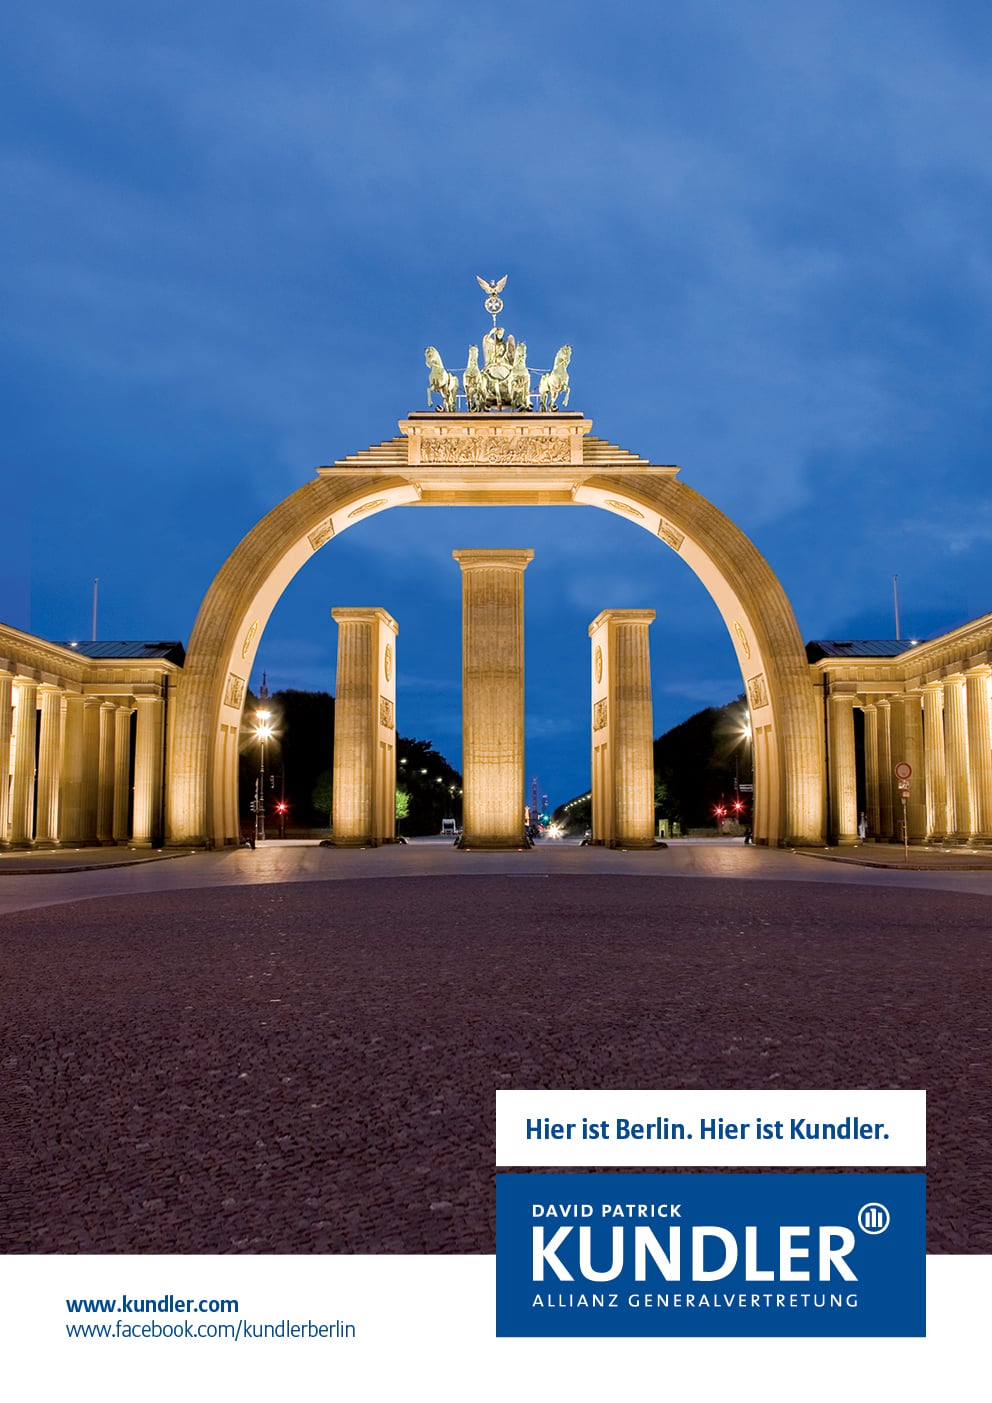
[{"left": 0, "top": 851, "right": 989, "bottom": 1256}]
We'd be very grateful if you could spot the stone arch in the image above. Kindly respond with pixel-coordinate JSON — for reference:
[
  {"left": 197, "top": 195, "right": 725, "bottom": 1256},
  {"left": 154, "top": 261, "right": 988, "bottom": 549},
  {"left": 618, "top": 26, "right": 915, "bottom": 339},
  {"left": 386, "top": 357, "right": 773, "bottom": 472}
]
[
  {"left": 573, "top": 475, "right": 823, "bottom": 846},
  {"left": 165, "top": 430, "right": 823, "bottom": 847}
]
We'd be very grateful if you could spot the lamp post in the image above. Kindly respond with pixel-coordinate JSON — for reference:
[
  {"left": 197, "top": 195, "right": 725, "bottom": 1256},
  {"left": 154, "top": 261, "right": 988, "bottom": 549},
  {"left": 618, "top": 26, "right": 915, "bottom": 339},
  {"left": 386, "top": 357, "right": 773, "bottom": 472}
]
[{"left": 254, "top": 709, "right": 273, "bottom": 843}]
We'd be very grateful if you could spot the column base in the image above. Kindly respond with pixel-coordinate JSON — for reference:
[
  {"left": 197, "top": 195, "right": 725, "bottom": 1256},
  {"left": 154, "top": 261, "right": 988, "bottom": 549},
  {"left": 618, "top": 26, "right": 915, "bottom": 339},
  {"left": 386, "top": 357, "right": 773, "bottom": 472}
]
[
  {"left": 31, "top": 840, "right": 60, "bottom": 850},
  {"left": 966, "top": 835, "right": 992, "bottom": 846},
  {"left": 610, "top": 838, "right": 665, "bottom": 850},
  {"left": 456, "top": 834, "right": 533, "bottom": 850}
]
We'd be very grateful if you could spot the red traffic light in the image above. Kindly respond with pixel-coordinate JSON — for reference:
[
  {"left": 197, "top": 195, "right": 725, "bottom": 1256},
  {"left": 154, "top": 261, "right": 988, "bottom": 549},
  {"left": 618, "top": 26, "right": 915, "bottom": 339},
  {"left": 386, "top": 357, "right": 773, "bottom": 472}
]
[{"left": 275, "top": 802, "right": 288, "bottom": 814}]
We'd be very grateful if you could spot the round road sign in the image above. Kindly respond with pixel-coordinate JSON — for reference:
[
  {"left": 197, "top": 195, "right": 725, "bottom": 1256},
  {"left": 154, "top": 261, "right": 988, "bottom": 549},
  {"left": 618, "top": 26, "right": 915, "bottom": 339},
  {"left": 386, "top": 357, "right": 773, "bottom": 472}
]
[{"left": 894, "top": 761, "right": 912, "bottom": 780}]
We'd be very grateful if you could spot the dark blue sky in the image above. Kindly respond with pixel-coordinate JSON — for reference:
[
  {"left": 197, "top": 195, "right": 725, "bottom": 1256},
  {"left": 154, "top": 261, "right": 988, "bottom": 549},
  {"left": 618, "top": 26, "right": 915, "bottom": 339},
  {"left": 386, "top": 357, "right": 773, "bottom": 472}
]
[{"left": 3, "top": 2, "right": 991, "bottom": 805}]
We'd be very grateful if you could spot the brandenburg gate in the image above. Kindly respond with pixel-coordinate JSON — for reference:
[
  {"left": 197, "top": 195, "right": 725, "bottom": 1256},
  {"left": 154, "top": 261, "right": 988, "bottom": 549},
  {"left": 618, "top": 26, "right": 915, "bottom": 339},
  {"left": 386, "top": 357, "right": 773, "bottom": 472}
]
[{"left": 162, "top": 277, "right": 825, "bottom": 849}]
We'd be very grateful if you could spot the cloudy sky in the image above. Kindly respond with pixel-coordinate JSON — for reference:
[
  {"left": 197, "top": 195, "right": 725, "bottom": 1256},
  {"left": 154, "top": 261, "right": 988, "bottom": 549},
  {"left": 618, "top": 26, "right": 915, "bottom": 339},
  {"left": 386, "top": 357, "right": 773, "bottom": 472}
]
[{"left": 3, "top": 1, "right": 991, "bottom": 806}]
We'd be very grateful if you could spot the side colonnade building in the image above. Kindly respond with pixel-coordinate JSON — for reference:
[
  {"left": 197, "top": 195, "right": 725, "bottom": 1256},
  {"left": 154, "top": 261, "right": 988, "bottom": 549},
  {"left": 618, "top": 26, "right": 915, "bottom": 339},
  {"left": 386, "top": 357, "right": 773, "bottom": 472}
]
[
  {"left": 3, "top": 611, "right": 991, "bottom": 851},
  {"left": 809, "top": 613, "right": 992, "bottom": 845},
  {"left": 0, "top": 625, "right": 183, "bottom": 849}
]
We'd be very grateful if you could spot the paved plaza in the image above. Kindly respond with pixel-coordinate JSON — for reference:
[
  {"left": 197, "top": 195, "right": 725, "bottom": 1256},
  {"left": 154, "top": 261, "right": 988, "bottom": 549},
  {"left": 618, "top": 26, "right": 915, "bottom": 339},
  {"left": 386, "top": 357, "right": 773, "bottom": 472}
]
[{"left": 1, "top": 840, "right": 989, "bottom": 1255}]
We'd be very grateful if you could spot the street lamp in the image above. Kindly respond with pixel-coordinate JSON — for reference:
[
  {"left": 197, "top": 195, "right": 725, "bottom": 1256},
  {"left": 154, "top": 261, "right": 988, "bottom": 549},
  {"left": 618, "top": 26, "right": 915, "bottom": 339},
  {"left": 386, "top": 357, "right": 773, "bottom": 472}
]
[{"left": 254, "top": 709, "right": 273, "bottom": 843}]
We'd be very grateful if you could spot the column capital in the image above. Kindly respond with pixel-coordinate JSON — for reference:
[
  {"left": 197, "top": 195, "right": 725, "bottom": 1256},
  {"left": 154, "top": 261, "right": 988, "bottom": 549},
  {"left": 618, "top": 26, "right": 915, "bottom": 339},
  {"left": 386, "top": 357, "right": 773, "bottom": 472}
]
[
  {"left": 588, "top": 609, "right": 656, "bottom": 636},
  {"left": 963, "top": 664, "right": 992, "bottom": 680},
  {"left": 452, "top": 548, "right": 534, "bottom": 572},
  {"left": 331, "top": 607, "right": 399, "bottom": 635}
]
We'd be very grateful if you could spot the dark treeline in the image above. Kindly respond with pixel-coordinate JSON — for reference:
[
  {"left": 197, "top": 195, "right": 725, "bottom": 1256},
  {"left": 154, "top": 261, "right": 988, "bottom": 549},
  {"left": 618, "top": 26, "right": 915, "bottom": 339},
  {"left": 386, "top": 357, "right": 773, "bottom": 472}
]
[
  {"left": 238, "top": 689, "right": 461, "bottom": 836},
  {"left": 554, "top": 694, "right": 752, "bottom": 832},
  {"left": 653, "top": 694, "right": 751, "bottom": 830}
]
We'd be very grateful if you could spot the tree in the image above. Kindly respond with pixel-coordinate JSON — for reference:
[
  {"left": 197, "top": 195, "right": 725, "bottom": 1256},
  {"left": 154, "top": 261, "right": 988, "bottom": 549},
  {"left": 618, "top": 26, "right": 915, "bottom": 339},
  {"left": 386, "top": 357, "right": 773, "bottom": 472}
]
[
  {"left": 311, "top": 769, "right": 333, "bottom": 825},
  {"left": 653, "top": 694, "right": 750, "bottom": 829},
  {"left": 397, "top": 737, "right": 462, "bottom": 835}
]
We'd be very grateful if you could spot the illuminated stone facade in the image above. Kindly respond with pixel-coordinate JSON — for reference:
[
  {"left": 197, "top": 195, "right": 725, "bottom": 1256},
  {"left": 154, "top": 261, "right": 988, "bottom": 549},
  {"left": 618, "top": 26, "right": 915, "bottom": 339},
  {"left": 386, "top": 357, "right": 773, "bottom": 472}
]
[
  {"left": 809, "top": 617, "right": 992, "bottom": 844},
  {"left": 0, "top": 627, "right": 182, "bottom": 848}
]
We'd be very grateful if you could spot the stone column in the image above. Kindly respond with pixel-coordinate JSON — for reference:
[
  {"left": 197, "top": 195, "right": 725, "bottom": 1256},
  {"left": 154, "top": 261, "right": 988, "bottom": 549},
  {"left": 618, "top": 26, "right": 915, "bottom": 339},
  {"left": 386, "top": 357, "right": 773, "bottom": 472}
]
[
  {"left": 944, "top": 676, "right": 972, "bottom": 842},
  {"left": 890, "top": 693, "right": 926, "bottom": 842},
  {"left": 97, "top": 702, "right": 116, "bottom": 844},
  {"left": 112, "top": 704, "right": 133, "bottom": 844},
  {"left": 132, "top": 696, "right": 165, "bottom": 846},
  {"left": 862, "top": 703, "right": 881, "bottom": 839},
  {"left": 964, "top": 667, "right": 992, "bottom": 843},
  {"left": 921, "top": 684, "right": 947, "bottom": 843},
  {"left": 452, "top": 549, "right": 534, "bottom": 849},
  {"left": 9, "top": 681, "right": 38, "bottom": 847},
  {"left": 0, "top": 672, "right": 13, "bottom": 846},
  {"left": 80, "top": 699, "right": 102, "bottom": 844},
  {"left": 33, "top": 685, "right": 64, "bottom": 847},
  {"left": 827, "top": 693, "right": 858, "bottom": 845},
  {"left": 588, "top": 609, "right": 657, "bottom": 848},
  {"left": 58, "top": 693, "right": 88, "bottom": 845},
  {"left": 330, "top": 608, "right": 399, "bottom": 846},
  {"left": 877, "top": 700, "right": 894, "bottom": 841}
]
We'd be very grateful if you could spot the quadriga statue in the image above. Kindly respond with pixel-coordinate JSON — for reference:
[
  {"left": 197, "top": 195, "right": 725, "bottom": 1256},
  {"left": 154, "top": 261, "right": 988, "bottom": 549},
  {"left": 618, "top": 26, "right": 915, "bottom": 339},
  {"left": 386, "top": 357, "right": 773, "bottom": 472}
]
[{"left": 538, "top": 345, "right": 571, "bottom": 412}]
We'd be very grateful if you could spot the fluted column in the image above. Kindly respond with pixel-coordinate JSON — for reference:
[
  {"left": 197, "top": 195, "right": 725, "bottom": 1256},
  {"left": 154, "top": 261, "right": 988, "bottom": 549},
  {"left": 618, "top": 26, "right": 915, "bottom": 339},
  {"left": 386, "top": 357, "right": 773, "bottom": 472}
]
[
  {"left": 132, "top": 696, "right": 165, "bottom": 846},
  {"left": 0, "top": 672, "right": 13, "bottom": 846},
  {"left": 33, "top": 685, "right": 64, "bottom": 847},
  {"left": 921, "top": 684, "right": 947, "bottom": 843},
  {"left": 9, "top": 681, "right": 38, "bottom": 847},
  {"left": 453, "top": 549, "right": 534, "bottom": 849},
  {"left": 330, "top": 608, "right": 399, "bottom": 846},
  {"left": 944, "top": 676, "right": 972, "bottom": 842},
  {"left": 112, "top": 704, "right": 133, "bottom": 844},
  {"left": 80, "top": 700, "right": 102, "bottom": 843},
  {"left": 588, "top": 609, "right": 657, "bottom": 848},
  {"left": 827, "top": 694, "right": 858, "bottom": 845},
  {"left": 96, "top": 701, "right": 115, "bottom": 841},
  {"left": 58, "top": 693, "right": 88, "bottom": 844},
  {"left": 964, "top": 667, "right": 992, "bottom": 842},
  {"left": 877, "top": 700, "right": 894, "bottom": 841},
  {"left": 891, "top": 693, "right": 926, "bottom": 842}
]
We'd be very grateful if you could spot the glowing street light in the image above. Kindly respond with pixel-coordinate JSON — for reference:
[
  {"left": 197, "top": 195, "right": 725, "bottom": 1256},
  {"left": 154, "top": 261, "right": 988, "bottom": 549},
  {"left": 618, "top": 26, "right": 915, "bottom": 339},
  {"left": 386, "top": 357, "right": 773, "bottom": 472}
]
[{"left": 254, "top": 709, "right": 273, "bottom": 843}]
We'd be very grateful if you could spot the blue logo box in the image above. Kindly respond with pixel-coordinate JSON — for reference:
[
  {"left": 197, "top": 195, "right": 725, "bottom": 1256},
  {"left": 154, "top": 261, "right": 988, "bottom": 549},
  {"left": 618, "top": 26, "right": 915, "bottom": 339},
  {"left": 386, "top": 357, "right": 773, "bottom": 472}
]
[{"left": 496, "top": 1173, "right": 925, "bottom": 1337}]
